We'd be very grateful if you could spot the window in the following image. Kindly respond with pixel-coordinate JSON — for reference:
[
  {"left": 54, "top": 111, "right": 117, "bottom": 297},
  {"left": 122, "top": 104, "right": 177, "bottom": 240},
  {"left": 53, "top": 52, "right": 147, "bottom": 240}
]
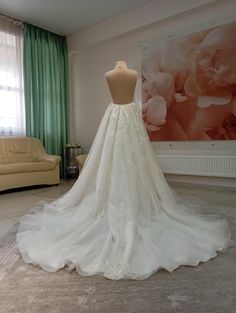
[{"left": 0, "top": 17, "right": 25, "bottom": 136}]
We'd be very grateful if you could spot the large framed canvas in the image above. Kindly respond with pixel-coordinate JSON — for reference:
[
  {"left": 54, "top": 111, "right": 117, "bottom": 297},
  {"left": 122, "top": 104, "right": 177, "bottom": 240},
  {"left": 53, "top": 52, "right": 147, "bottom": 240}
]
[{"left": 141, "top": 21, "right": 236, "bottom": 141}]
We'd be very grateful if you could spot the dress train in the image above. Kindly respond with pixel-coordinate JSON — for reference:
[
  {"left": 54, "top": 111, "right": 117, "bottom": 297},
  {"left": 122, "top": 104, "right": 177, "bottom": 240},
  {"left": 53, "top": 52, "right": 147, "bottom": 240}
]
[{"left": 16, "top": 102, "right": 232, "bottom": 280}]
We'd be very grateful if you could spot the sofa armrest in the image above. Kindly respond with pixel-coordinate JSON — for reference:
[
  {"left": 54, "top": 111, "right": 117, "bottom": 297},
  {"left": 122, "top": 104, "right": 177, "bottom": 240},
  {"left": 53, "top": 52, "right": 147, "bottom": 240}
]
[{"left": 37, "top": 154, "right": 61, "bottom": 165}]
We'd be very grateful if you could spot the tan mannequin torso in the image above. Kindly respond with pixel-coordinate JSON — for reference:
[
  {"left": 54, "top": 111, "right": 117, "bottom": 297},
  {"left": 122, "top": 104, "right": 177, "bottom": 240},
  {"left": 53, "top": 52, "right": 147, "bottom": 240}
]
[{"left": 105, "top": 61, "right": 138, "bottom": 105}]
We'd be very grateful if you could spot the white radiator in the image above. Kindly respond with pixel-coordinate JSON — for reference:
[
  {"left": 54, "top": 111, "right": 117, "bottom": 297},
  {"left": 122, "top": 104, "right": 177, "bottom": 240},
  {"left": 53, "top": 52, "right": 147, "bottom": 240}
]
[{"left": 156, "top": 155, "right": 236, "bottom": 178}]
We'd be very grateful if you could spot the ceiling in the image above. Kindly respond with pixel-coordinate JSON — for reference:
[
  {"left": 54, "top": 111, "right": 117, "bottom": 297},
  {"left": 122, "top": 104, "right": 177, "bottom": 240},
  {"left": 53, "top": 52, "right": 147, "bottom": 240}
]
[{"left": 0, "top": 0, "right": 151, "bottom": 35}]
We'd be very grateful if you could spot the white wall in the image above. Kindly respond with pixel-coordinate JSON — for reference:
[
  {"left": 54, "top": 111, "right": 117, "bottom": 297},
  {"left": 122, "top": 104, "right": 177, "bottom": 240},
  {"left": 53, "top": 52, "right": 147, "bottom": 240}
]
[{"left": 67, "top": 0, "right": 236, "bottom": 186}]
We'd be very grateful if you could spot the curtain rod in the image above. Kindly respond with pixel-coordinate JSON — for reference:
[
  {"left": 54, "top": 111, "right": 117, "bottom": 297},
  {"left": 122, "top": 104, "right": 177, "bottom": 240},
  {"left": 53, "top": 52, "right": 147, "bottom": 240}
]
[{"left": 0, "top": 13, "right": 23, "bottom": 27}]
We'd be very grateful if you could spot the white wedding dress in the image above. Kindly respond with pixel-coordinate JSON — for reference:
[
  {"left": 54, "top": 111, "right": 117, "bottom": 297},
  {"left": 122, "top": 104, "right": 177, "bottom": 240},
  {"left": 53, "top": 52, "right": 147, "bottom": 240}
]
[{"left": 16, "top": 102, "right": 232, "bottom": 280}]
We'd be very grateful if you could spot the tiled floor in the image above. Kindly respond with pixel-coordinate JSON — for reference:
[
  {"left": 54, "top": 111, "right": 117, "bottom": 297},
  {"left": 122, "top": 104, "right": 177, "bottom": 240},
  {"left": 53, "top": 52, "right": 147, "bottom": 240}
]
[
  {"left": 0, "top": 179, "right": 236, "bottom": 239},
  {"left": 0, "top": 179, "right": 75, "bottom": 239}
]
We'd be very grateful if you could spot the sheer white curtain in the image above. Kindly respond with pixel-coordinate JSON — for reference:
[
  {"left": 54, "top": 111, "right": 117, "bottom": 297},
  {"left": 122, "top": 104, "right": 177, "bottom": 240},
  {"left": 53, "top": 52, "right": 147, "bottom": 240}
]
[{"left": 0, "top": 15, "right": 25, "bottom": 136}]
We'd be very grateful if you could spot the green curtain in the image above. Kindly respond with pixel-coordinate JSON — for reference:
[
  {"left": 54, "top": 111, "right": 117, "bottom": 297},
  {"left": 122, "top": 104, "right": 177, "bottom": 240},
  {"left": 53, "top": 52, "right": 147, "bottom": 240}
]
[{"left": 23, "top": 23, "right": 69, "bottom": 176}]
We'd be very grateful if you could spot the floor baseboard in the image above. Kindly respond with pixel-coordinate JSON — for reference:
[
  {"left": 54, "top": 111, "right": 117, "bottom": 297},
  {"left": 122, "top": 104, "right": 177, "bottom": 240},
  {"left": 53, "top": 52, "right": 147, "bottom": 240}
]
[{"left": 165, "top": 173, "right": 236, "bottom": 190}]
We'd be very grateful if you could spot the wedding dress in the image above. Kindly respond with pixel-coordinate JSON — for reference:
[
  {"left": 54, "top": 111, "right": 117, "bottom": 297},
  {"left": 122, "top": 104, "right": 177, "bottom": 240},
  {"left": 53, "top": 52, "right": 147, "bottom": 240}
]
[{"left": 16, "top": 102, "right": 232, "bottom": 280}]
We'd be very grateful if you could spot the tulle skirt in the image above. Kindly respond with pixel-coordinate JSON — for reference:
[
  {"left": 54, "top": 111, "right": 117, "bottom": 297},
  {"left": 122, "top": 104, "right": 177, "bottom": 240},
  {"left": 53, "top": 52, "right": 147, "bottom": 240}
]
[{"left": 16, "top": 102, "right": 233, "bottom": 280}]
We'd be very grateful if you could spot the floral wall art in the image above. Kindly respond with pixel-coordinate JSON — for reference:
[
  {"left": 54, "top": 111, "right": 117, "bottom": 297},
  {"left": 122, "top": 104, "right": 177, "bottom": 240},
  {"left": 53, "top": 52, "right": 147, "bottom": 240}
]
[{"left": 141, "top": 21, "right": 236, "bottom": 141}]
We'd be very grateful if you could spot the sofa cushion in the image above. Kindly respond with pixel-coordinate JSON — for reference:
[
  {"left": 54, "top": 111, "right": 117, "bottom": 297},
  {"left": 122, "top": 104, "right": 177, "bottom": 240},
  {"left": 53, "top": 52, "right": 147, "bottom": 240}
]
[
  {"left": 0, "top": 162, "right": 56, "bottom": 175},
  {"left": 0, "top": 137, "right": 47, "bottom": 165},
  {"left": 0, "top": 154, "right": 9, "bottom": 165},
  {"left": 7, "top": 138, "right": 28, "bottom": 153},
  {"left": 7, "top": 152, "right": 36, "bottom": 164}
]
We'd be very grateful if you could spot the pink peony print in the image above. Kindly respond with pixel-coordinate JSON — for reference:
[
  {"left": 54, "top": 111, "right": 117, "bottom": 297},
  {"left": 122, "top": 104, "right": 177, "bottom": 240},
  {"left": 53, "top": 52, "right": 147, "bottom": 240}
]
[{"left": 141, "top": 21, "right": 236, "bottom": 141}]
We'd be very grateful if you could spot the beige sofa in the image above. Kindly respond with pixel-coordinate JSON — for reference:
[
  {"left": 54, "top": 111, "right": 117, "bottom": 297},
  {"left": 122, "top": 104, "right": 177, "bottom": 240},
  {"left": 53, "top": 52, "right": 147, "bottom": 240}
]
[
  {"left": 75, "top": 154, "right": 88, "bottom": 172},
  {"left": 0, "top": 137, "right": 61, "bottom": 191}
]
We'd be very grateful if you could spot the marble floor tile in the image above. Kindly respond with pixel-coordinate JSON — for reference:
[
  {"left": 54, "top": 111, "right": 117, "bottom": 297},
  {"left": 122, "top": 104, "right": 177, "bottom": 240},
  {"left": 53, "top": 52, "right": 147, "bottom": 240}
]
[
  {"left": 225, "top": 208, "right": 236, "bottom": 225},
  {"left": 0, "top": 217, "right": 20, "bottom": 238},
  {"left": 0, "top": 179, "right": 235, "bottom": 240},
  {"left": 0, "top": 179, "right": 75, "bottom": 235},
  {"left": 174, "top": 186, "right": 236, "bottom": 207},
  {"left": 0, "top": 204, "right": 32, "bottom": 219}
]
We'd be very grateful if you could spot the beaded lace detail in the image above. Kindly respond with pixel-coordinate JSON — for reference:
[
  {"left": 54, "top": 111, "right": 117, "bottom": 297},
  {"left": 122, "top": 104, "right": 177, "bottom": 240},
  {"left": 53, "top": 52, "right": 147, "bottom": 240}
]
[{"left": 16, "top": 101, "right": 232, "bottom": 280}]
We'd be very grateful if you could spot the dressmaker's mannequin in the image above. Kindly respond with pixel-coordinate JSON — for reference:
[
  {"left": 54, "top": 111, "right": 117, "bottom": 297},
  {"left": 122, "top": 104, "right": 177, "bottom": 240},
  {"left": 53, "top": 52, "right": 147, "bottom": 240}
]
[{"left": 105, "top": 61, "right": 138, "bottom": 105}]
